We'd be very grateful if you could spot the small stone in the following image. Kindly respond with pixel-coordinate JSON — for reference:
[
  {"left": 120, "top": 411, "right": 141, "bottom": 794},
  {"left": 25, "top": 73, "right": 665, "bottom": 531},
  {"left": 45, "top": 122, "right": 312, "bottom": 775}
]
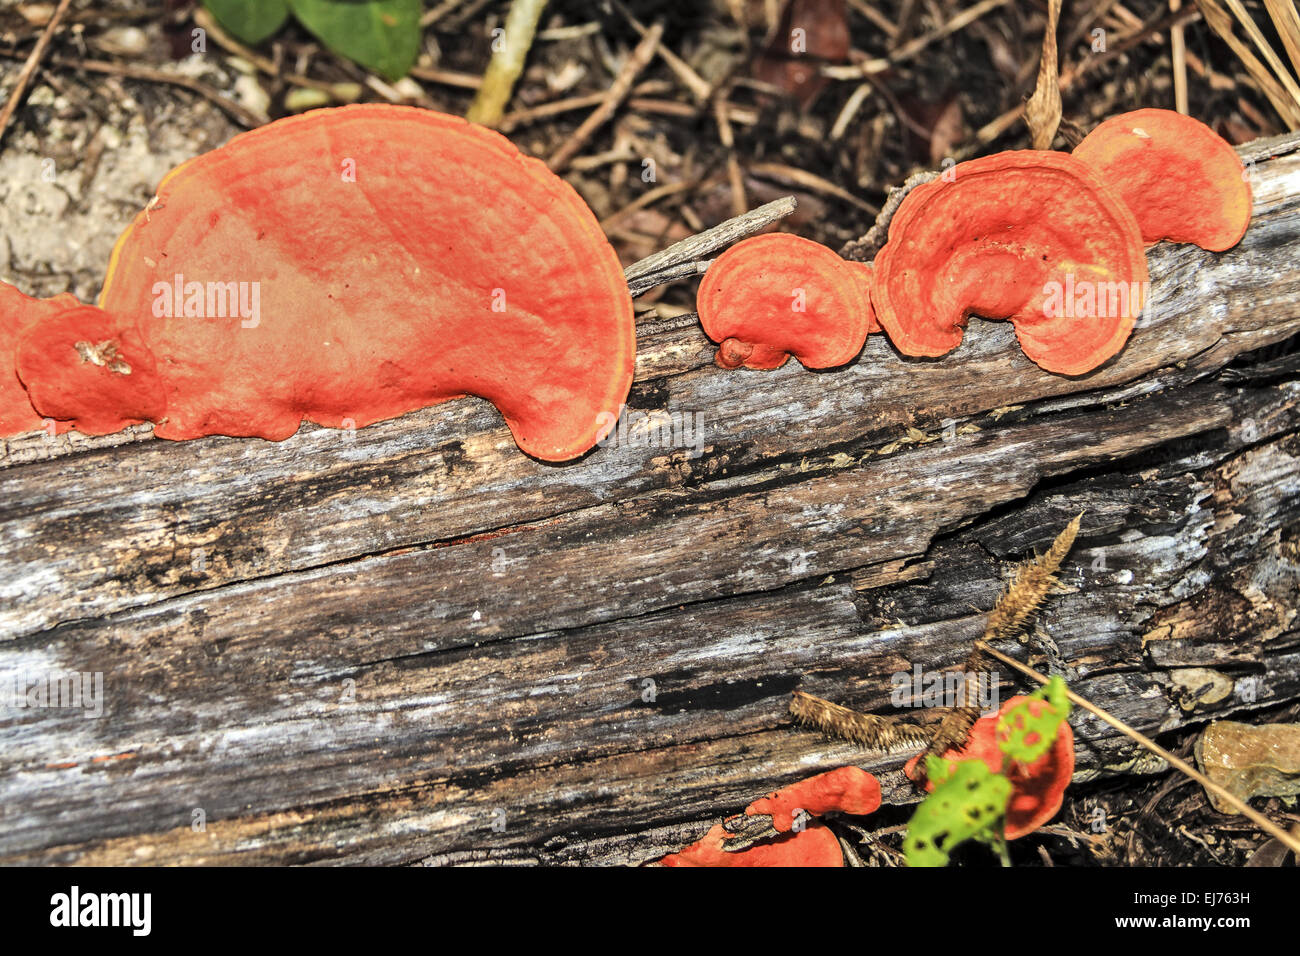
[
  {"left": 1194, "top": 721, "right": 1300, "bottom": 814},
  {"left": 285, "top": 88, "right": 332, "bottom": 114},
  {"left": 98, "top": 26, "right": 150, "bottom": 57},
  {"left": 1171, "top": 667, "right": 1234, "bottom": 711}
]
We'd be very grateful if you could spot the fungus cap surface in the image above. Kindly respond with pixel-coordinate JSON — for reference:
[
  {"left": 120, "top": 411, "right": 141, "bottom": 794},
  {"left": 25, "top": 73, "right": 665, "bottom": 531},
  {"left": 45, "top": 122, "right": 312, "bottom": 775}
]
[
  {"left": 697, "top": 232, "right": 871, "bottom": 370},
  {"left": 872, "top": 150, "right": 1149, "bottom": 375},
  {"left": 18, "top": 105, "right": 635, "bottom": 461},
  {"left": 659, "top": 821, "right": 844, "bottom": 867},
  {"left": 746, "top": 766, "right": 882, "bottom": 831},
  {"left": 0, "top": 285, "right": 83, "bottom": 435},
  {"left": 1072, "top": 108, "right": 1252, "bottom": 251}
]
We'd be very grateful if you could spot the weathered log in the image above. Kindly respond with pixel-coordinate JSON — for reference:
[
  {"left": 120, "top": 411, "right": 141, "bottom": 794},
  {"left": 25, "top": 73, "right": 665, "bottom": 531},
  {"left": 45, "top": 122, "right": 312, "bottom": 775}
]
[{"left": 1, "top": 133, "right": 1298, "bottom": 865}]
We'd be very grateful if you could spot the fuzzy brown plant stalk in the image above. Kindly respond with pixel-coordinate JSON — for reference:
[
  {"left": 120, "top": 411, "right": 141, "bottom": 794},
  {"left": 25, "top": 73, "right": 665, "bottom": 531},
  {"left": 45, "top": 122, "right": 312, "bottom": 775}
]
[
  {"left": 787, "top": 516, "right": 1082, "bottom": 771},
  {"left": 985, "top": 513, "right": 1081, "bottom": 643},
  {"left": 918, "top": 513, "right": 1082, "bottom": 772},
  {"left": 789, "top": 691, "right": 931, "bottom": 751}
]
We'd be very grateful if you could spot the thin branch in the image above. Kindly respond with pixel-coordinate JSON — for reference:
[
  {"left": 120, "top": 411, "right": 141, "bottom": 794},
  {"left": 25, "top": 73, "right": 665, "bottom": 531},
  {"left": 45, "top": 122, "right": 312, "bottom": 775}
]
[
  {"left": 0, "top": 0, "right": 74, "bottom": 148},
  {"left": 822, "top": 0, "right": 1012, "bottom": 80},
  {"left": 0, "top": 53, "right": 269, "bottom": 129},
  {"left": 465, "top": 0, "right": 549, "bottom": 128},
  {"left": 610, "top": 0, "right": 711, "bottom": 102},
  {"left": 623, "top": 195, "right": 798, "bottom": 296},
  {"left": 547, "top": 21, "right": 664, "bottom": 172}
]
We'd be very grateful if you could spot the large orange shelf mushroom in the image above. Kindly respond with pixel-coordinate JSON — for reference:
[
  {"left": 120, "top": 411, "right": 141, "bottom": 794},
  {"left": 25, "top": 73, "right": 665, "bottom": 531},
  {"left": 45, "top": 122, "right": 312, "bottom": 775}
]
[
  {"left": 696, "top": 232, "right": 875, "bottom": 370},
  {"left": 871, "top": 150, "right": 1149, "bottom": 376},
  {"left": 9, "top": 105, "right": 636, "bottom": 462},
  {"left": 1072, "top": 108, "right": 1252, "bottom": 251}
]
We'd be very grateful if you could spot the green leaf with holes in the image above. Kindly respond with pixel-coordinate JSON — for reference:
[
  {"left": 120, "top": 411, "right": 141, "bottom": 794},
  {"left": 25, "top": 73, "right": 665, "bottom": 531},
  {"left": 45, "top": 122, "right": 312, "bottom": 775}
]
[
  {"left": 288, "top": 0, "right": 422, "bottom": 81},
  {"left": 903, "top": 757, "right": 1012, "bottom": 867},
  {"left": 203, "top": 0, "right": 291, "bottom": 45},
  {"left": 997, "top": 675, "right": 1071, "bottom": 764}
]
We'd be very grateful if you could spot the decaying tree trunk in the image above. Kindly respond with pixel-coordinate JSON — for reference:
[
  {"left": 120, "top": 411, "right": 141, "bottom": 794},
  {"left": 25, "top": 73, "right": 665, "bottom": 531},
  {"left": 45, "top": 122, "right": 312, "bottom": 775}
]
[{"left": 1, "top": 133, "right": 1298, "bottom": 866}]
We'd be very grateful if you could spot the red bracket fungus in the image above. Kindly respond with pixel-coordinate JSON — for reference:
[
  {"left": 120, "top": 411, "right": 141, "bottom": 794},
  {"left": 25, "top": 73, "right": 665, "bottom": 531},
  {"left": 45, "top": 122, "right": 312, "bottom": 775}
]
[
  {"left": 658, "top": 766, "right": 883, "bottom": 866},
  {"left": 697, "top": 232, "right": 874, "bottom": 370},
  {"left": 904, "top": 695, "right": 1075, "bottom": 840},
  {"left": 6, "top": 105, "right": 635, "bottom": 461},
  {"left": 0, "top": 284, "right": 82, "bottom": 435},
  {"left": 746, "top": 765, "right": 882, "bottom": 830},
  {"left": 1072, "top": 108, "right": 1252, "bottom": 251},
  {"left": 15, "top": 304, "right": 166, "bottom": 436},
  {"left": 848, "top": 261, "right": 882, "bottom": 334},
  {"left": 659, "top": 821, "right": 844, "bottom": 867},
  {"left": 871, "top": 151, "right": 1149, "bottom": 375}
]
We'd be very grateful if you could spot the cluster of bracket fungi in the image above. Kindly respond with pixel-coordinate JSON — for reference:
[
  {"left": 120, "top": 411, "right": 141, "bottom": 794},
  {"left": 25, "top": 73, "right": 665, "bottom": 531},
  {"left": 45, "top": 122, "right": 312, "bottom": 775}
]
[
  {"left": 659, "top": 692, "right": 1075, "bottom": 866},
  {"left": 700, "top": 108, "right": 1253, "bottom": 377},
  {"left": 0, "top": 106, "right": 1252, "bottom": 461}
]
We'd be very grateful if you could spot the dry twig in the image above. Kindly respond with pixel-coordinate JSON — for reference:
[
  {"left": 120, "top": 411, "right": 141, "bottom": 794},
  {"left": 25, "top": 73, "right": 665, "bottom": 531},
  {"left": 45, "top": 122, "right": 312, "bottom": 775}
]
[
  {"left": 547, "top": 21, "right": 664, "bottom": 171},
  {"left": 0, "top": 0, "right": 74, "bottom": 147},
  {"left": 465, "top": 0, "right": 549, "bottom": 127},
  {"left": 624, "top": 195, "right": 797, "bottom": 294}
]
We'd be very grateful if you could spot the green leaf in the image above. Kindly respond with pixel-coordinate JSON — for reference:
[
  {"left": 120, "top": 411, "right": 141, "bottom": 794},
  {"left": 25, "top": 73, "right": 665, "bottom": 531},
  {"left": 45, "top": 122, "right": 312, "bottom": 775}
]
[
  {"left": 997, "top": 676, "right": 1071, "bottom": 764},
  {"left": 903, "top": 758, "right": 1012, "bottom": 867},
  {"left": 203, "top": 0, "right": 291, "bottom": 45},
  {"left": 288, "top": 0, "right": 423, "bottom": 81}
]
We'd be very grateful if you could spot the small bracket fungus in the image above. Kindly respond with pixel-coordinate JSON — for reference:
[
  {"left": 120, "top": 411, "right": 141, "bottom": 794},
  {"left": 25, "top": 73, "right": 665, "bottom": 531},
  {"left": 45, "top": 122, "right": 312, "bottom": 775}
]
[
  {"left": 696, "top": 233, "right": 874, "bottom": 370},
  {"left": 15, "top": 304, "right": 166, "bottom": 435},
  {"left": 0, "top": 285, "right": 83, "bottom": 435},
  {"left": 847, "top": 261, "right": 882, "bottom": 334},
  {"left": 658, "top": 766, "right": 883, "bottom": 866},
  {"left": 11, "top": 105, "right": 635, "bottom": 461},
  {"left": 659, "top": 821, "right": 844, "bottom": 867},
  {"left": 1072, "top": 108, "right": 1252, "bottom": 251},
  {"left": 745, "top": 765, "right": 882, "bottom": 831},
  {"left": 905, "top": 692, "right": 1075, "bottom": 840},
  {"left": 871, "top": 150, "right": 1149, "bottom": 375}
]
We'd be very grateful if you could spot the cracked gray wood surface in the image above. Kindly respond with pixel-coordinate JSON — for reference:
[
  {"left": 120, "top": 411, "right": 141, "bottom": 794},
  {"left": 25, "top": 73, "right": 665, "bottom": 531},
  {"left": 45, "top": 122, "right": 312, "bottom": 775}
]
[{"left": 1, "top": 134, "right": 1298, "bottom": 865}]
